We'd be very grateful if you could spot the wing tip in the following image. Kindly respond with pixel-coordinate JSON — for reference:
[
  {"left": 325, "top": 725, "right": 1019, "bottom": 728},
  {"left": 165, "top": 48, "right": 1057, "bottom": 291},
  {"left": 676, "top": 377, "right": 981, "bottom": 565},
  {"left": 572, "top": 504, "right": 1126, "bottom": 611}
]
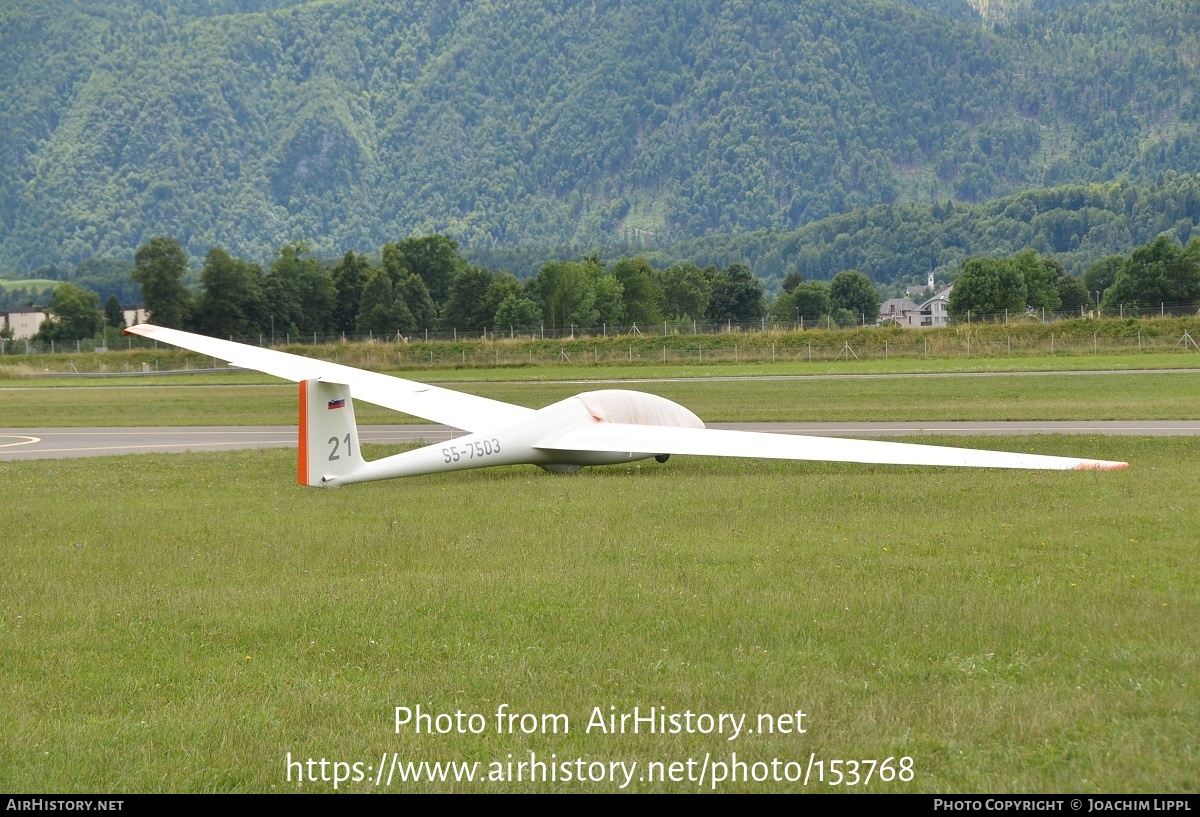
[{"left": 1073, "top": 461, "right": 1129, "bottom": 471}]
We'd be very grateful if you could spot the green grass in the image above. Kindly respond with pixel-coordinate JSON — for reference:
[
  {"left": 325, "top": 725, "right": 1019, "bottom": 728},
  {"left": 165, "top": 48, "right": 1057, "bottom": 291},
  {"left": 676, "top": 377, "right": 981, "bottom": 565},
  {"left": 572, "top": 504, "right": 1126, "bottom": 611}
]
[
  {"left": 0, "top": 277, "right": 58, "bottom": 291},
  {"left": 3, "top": 369, "right": 1199, "bottom": 427},
  {"left": 1, "top": 438, "right": 1196, "bottom": 792}
]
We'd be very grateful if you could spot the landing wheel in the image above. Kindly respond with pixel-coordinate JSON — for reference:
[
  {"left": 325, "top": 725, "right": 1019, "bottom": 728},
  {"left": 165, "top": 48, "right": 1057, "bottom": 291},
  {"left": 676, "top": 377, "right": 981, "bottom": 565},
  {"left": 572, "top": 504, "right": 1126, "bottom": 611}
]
[{"left": 655, "top": 454, "right": 670, "bottom": 463}]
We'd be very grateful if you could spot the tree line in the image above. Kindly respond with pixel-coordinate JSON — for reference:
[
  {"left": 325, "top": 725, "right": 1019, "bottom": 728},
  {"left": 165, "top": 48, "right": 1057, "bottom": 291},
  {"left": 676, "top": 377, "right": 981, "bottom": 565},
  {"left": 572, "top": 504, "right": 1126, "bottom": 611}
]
[
  {"left": 106, "top": 235, "right": 786, "bottom": 342},
  {"left": 948, "top": 236, "right": 1200, "bottom": 318},
  {"left": 25, "top": 231, "right": 1200, "bottom": 343}
]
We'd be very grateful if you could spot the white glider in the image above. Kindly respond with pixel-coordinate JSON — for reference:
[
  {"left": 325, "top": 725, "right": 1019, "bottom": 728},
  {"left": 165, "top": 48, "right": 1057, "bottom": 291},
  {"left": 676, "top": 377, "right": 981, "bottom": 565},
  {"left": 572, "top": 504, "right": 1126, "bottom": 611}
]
[{"left": 124, "top": 325, "right": 1128, "bottom": 486}]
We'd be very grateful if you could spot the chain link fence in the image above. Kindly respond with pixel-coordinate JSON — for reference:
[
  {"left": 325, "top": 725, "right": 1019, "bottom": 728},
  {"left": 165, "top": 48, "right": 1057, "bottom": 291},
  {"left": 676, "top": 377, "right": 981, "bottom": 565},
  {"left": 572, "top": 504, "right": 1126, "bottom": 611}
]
[{"left": 4, "top": 307, "right": 1199, "bottom": 375}]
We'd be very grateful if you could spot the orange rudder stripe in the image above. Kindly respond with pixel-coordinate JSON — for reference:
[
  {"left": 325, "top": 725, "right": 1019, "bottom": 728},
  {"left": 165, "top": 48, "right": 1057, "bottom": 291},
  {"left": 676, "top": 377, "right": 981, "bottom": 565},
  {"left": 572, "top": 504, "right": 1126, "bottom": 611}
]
[{"left": 298, "top": 380, "right": 309, "bottom": 485}]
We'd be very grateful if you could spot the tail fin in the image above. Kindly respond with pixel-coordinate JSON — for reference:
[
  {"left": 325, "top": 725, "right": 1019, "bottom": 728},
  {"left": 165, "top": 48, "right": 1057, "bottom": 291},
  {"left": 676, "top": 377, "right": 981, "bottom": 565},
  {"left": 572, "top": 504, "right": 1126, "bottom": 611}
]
[{"left": 298, "top": 379, "right": 363, "bottom": 487}]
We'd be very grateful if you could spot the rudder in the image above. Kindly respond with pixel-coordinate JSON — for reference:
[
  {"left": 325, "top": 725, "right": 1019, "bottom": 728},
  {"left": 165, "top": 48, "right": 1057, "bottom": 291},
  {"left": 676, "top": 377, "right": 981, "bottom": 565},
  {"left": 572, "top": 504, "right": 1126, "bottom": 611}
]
[{"left": 299, "top": 379, "right": 363, "bottom": 487}]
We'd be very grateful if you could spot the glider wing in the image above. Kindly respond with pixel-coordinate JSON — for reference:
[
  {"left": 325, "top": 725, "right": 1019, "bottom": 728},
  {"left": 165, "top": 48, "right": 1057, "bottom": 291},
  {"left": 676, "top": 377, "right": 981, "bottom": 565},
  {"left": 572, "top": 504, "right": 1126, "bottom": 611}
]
[
  {"left": 540, "top": 423, "right": 1129, "bottom": 471},
  {"left": 123, "top": 324, "right": 534, "bottom": 431}
]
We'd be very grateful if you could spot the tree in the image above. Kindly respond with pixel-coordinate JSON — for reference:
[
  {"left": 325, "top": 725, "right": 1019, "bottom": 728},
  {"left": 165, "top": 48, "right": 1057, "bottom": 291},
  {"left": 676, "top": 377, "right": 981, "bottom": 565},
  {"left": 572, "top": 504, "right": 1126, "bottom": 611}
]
[
  {"left": 356, "top": 268, "right": 414, "bottom": 335},
  {"left": 35, "top": 283, "right": 100, "bottom": 342},
  {"left": 1084, "top": 255, "right": 1123, "bottom": 299},
  {"left": 76, "top": 258, "right": 137, "bottom": 304},
  {"left": 610, "top": 257, "right": 662, "bottom": 326},
  {"left": 104, "top": 295, "right": 125, "bottom": 330},
  {"left": 383, "top": 235, "right": 464, "bottom": 305},
  {"left": 659, "top": 263, "right": 712, "bottom": 320},
  {"left": 330, "top": 250, "right": 376, "bottom": 334},
  {"left": 1056, "top": 275, "right": 1091, "bottom": 311},
  {"left": 482, "top": 273, "right": 523, "bottom": 324},
  {"left": 529, "top": 260, "right": 601, "bottom": 332},
  {"left": 781, "top": 271, "right": 804, "bottom": 295},
  {"left": 132, "top": 237, "right": 191, "bottom": 328},
  {"left": 591, "top": 263, "right": 625, "bottom": 328},
  {"left": 263, "top": 242, "right": 335, "bottom": 337},
  {"left": 194, "top": 248, "right": 264, "bottom": 338},
  {"left": 1014, "top": 249, "right": 1061, "bottom": 311},
  {"left": 829, "top": 269, "right": 879, "bottom": 322},
  {"left": 949, "top": 257, "right": 1027, "bottom": 318},
  {"left": 707, "top": 262, "right": 765, "bottom": 323},
  {"left": 443, "top": 265, "right": 496, "bottom": 329},
  {"left": 791, "top": 281, "right": 833, "bottom": 321},
  {"left": 493, "top": 293, "right": 543, "bottom": 330},
  {"left": 395, "top": 273, "right": 438, "bottom": 330},
  {"left": 1102, "top": 235, "right": 1200, "bottom": 309}
]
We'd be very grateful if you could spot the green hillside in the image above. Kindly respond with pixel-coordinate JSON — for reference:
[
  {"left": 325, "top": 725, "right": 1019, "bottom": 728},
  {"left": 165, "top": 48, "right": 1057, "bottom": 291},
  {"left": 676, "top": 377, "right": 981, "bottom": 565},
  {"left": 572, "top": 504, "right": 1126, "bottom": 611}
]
[{"left": 1, "top": 0, "right": 1198, "bottom": 270}]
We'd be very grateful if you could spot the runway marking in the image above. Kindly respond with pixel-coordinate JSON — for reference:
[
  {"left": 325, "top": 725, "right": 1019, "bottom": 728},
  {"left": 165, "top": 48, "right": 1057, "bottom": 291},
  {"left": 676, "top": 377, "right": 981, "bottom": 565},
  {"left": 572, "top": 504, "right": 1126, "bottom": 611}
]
[
  {"left": 0, "top": 435, "right": 40, "bottom": 448},
  {"left": 24, "top": 441, "right": 296, "bottom": 455}
]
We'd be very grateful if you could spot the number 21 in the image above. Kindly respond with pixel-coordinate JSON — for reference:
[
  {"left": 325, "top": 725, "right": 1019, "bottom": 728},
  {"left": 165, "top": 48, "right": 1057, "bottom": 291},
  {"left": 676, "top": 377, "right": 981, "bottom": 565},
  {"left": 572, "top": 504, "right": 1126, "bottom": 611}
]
[{"left": 328, "top": 433, "right": 352, "bottom": 461}]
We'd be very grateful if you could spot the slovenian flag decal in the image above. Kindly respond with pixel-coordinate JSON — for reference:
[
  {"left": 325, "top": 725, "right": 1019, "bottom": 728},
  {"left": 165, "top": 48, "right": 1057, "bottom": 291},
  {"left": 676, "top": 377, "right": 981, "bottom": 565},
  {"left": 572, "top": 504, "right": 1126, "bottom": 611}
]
[{"left": 328, "top": 398, "right": 346, "bottom": 410}]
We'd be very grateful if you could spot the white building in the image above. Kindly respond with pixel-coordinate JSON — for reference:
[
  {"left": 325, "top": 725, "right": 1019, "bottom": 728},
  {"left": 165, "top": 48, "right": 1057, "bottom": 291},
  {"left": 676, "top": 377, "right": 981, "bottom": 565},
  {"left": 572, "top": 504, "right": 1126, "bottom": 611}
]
[
  {"left": 1, "top": 309, "right": 47, "bottom": 340},
  {"left": 877, "top": 282, "right": 954, "bottom": 329}
]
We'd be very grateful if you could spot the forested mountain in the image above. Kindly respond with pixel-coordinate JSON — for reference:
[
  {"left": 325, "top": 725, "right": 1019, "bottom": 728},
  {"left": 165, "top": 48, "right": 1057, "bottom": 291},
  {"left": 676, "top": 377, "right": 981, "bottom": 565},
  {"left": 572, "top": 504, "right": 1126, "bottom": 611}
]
[
  {"left": 2, "top": 0, "right": 1198, "bottom": 272},
  {"left": 620, "top": 172, "right": 1200, "bottom": 290}
]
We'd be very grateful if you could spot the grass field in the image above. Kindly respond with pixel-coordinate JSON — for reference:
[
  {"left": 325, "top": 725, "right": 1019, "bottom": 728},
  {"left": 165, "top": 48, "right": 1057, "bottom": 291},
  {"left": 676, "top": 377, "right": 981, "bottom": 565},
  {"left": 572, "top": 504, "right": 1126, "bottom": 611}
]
[
  {"left": 3, "top": 368, "right": 1200, "bottom": 427},
  {"left": 2, "top": 356, "right": 1197, "bottom": 793},
  {"left": 1, "top": 437, "right": 1196, "bottom": 792}
]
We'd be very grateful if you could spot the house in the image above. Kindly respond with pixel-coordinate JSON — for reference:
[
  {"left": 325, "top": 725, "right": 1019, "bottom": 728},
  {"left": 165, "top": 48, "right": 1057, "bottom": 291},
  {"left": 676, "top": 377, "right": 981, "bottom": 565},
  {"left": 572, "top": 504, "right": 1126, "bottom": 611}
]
[
  {"left": 877, "top": 283, "right": 955, "bottom": 329},
  {"left": 878, "top": 297, "right": 919, "bottom": 326},
  {"left": 916, "top": 286, "right": 952, "bottom": 328}
]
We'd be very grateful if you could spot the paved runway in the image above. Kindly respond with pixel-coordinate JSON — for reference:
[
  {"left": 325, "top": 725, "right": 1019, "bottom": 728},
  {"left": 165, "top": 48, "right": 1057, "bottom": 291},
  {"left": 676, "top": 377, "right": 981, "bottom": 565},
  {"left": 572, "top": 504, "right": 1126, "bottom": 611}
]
[{"left": 2, "top": 421, "right": 1197, "bottom": 461}]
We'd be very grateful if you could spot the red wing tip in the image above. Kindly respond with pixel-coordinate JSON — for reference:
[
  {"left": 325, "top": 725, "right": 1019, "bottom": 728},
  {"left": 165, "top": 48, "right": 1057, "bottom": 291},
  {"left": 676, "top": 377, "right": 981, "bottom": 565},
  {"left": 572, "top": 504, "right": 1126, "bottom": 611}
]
[{"left": 1073, "top": 461, "right": 1129, "bottom": 471}]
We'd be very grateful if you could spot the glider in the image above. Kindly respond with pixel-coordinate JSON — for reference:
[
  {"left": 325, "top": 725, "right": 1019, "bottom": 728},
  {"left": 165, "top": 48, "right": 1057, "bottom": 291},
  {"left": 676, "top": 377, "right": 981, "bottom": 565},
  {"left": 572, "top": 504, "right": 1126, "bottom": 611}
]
[{"left": 124, "top": 325, "right": 1128, "bottom": 487}]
